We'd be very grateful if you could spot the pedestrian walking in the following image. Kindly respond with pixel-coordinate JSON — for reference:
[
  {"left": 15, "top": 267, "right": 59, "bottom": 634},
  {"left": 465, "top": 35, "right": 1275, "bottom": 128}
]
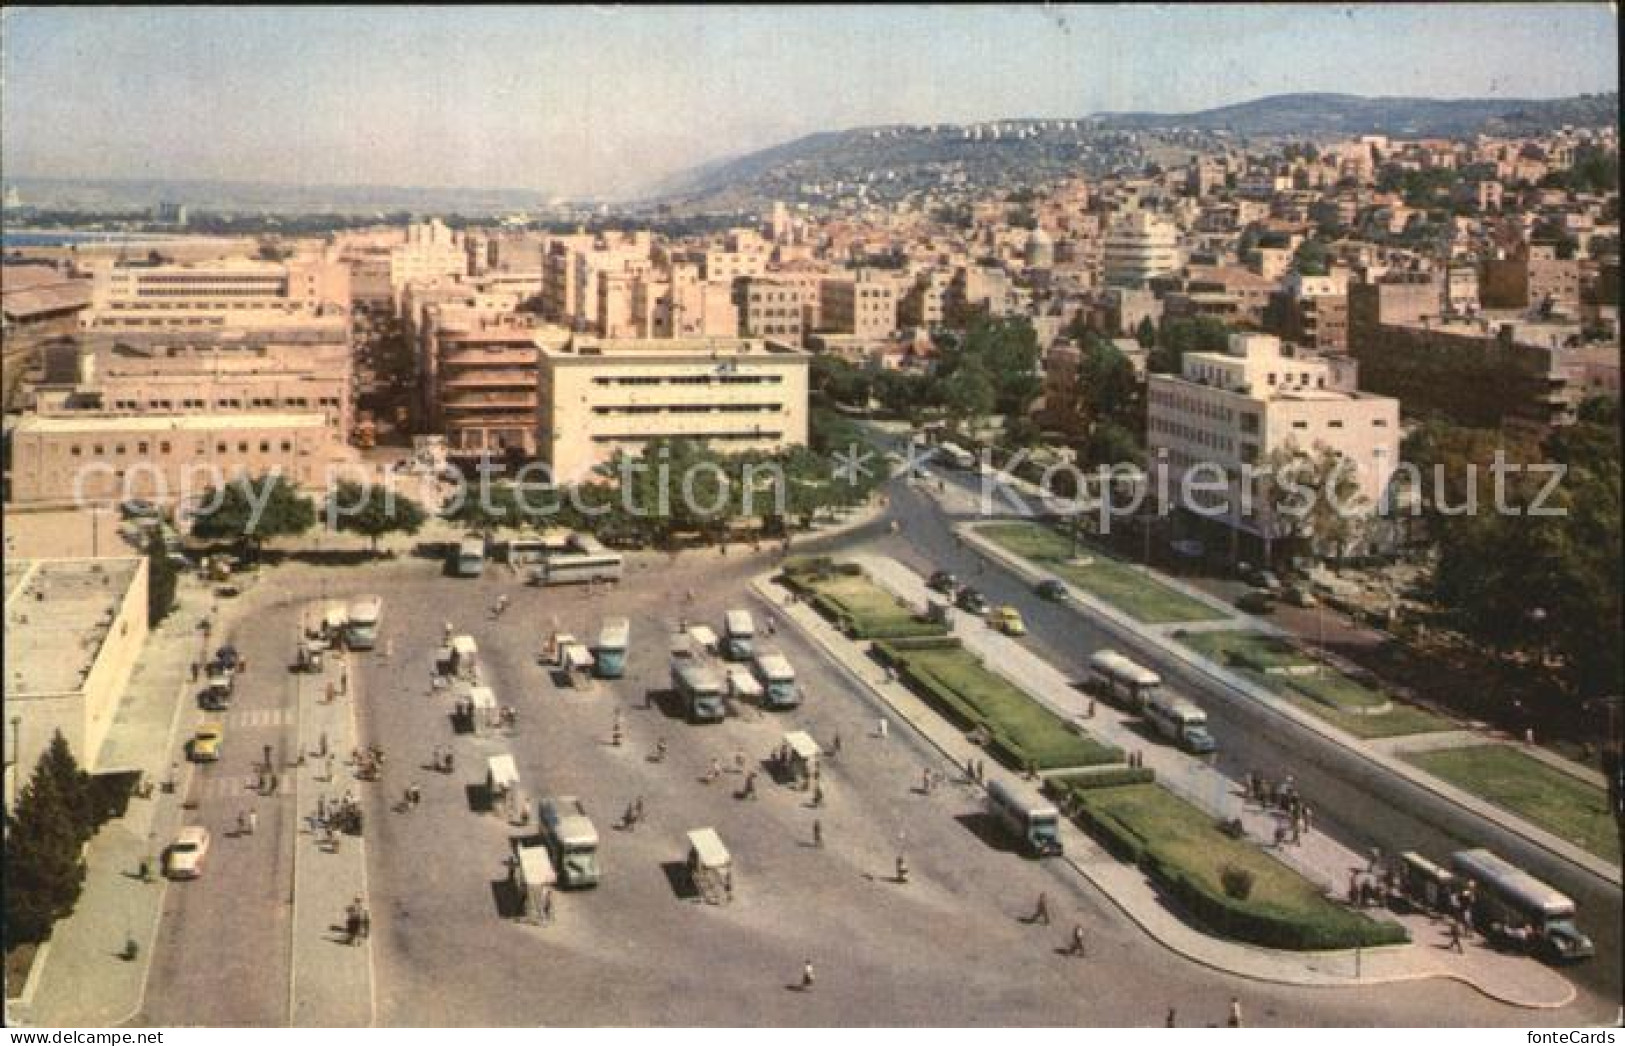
[
  {"left": 922, "top": 768, "right": 933, "bottom": 794},
  {"left": 248, "top": 810, "right": 258, "bottom": 835},
  {"left": 704, "top": 758, "right": 722, "bottom": 783},
  {"left": 360, "top": 907, "right": 371, "bottom": 939},
  {"left": 801, "top": 959, "right": 816, "bottom": 990},
  {"left": 812, "top": 819, "right": 823, "bottom": 848},
  {"left": 634, "top": 796, "right": 645, "bottom": 822},
  {"left": 895, "top": 854, "right": 909, "bottom": 882},
  {"left": 1448, "top": 921, "right": 1464, "bottom": 953},
  {"left": 830, "top": 732, "right": 842, "bottom": 757},
  {"left": 346, "top": 909, "right": 361, "bottom": 945},
  {"left": 237, "top": 811, "right": 248, "bottom": 835},
  {"left": 1228, "top": 998, "right": 1244, "bottom": 1028},
  {"left": 812, "top": 782, "right": 825, "bottom": 808},
  {"left": 191, "top": 662, "right": 200, "bottom": 682},
  {"left": 723, "top": 867, "right": 734, "bottom": 903},
  {"left": 1069, "top": 924, "right": 1087, "bottom": 957},
  {"left": 743, "top": 771, "right": 758, "bottom": 800},
  {"left": 1033, "top": 891, "right": 1050, "bottom": 925},
  {"left": 654, "top": 738, "right": 668, "bottom": 763},
  {"left": 1165, "top": 1008, "right": 1177, "bottom": 1028},
  {"left": 624, "top": 801, "right": 638, "bottom": 831},
  {"left": 1086, "top": 698, "right": 1096, "bottom": 718},
  {"left": 877, "top": 716, "right": 888, "bottom": 740},
  {"left": 1368, "top": 846, "right": 1383, "bottom": 873},
  {"left": 734, "top": 749, "right": 746, "bottom": 774}
]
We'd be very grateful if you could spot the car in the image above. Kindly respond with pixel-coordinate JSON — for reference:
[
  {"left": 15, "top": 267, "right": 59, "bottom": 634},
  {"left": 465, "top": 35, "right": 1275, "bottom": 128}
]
[
  {"left": 189, "top": 723, "right": 223, "bottom": 762},
  {"left": 165, "top": 826, "right": 211, "bottom": 879},
  {"left": 990, "top": 606, "right": 1027, "bottom": 636},
  {"left": 1236, "top": 591, "right": 1276, "bottom": 615},
  {"left": 926, "top": 570, "right": 959, "bottom": 595},
  {"left": 955, "top": 586, "right": 989, "bottom": 615},
  {"left": 1246, "top": 569, "right": 1283, "bottom": 593},
  {"left": 1282, "top": 583, "right": 1319, "bottom": 608},
  {"left": 1035, "top": 578, "right": 1069, "bottom": 602}
]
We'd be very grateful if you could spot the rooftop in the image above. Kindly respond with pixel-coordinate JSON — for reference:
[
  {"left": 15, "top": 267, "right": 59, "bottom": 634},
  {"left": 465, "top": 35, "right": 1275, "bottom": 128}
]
[
  {"left": 545, "top": 336, "right": 807, "bottom": 361},
  {"left": 4, "top": 558, "right": 143, "bottom": 698},
  {"left": 15, "top": 411, "right": 329, "bottom": 435}
]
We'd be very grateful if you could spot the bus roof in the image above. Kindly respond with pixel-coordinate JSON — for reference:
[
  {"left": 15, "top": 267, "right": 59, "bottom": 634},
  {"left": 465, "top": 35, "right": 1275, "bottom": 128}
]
[
  {"left": 516, "top": 842, "right": 556, "bottom": 888},
  {"left": 1450, "top": 849, "right": 1576, "bottom": 916},
  {"left": 1149, "top": 692, "right": 1205, "bottom": 720},
  {"left": 783, "top": 730, "right": 821, "bottom": 761},
  {"left": 458, "top": 535, "right": 485, "bottom": 553},
  {"left": 986, "top": 777, "right": 1059, "bottom": 819},
  {"left": 569, "top": 532, "right": 608, "bottom": 555},
  {"left": 1090, "top": 648, "right": 1161, "bottom": 688},
  {"left": 687, "top": 827, "right": 730, "bottom": 870},
  {"left": 752, "top": 651, "right": 794, "bottom": 679},
  {"left": 486, "top": 754, "right": 520, "bottom": 790},
  {"left": 467, "top": 685, "right": 497, "bottom": 709},
  {"left": 724, "top": 609, "right": 755, "bottom": 636},
  {"left": 598, "top": 617, "right": 631, "bottom": 647},
  {"left": 451, "top": 635, "right": 479, "bottom": 655},
  {"left": 674, "top": 659, "right": 722, "bottom": 693},
  {"left": 347, "top": 595, "right": 381, "bottom": 619}
]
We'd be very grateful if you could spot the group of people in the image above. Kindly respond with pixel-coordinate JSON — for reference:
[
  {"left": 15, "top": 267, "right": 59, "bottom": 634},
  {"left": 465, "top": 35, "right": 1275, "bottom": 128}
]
[
  {"left": 316, "top": 791, "right": 364, "bottom": 841},
  {"left": 430, "top": 745, "right": 456, "bottom": 773},
  {"left": 352, "top": 744, "right": 386, "bottom": 781}
]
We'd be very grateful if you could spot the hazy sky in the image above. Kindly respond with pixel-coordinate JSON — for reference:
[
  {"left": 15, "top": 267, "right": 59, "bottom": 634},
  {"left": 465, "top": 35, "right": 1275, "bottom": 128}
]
[{"left": 2, "top": 5, "right": 1617, "bottom": 199}]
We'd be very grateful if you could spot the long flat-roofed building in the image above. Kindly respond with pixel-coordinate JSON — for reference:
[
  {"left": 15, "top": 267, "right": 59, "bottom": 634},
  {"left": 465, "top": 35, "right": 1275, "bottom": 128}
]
[
  {"left": 536, "top": 336, "right": 809, "bottom": 482},
  {"left": 3, "top": 557, "right": 148, "bottom": 807},
  {"left": 5, "top": 411, "right": 342, "bottom": 507},
  {"left": 83, "top": 256, "right": 350, "bottom": 334}
]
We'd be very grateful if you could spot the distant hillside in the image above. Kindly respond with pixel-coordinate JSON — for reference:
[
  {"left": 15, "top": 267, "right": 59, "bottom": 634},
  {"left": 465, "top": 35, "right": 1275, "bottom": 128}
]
[
  {"left": 1094, "top": 91, "right": 1619, "bottom": 136},
  {"left": 648, "top": 91, "right": 1618, "bottom": 212}
]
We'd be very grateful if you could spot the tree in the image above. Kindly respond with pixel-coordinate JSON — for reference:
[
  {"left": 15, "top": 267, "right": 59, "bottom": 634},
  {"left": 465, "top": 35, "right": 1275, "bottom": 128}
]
[
  {"left": 1293, "top": 237, "right": 1330, "bottom": 277},
  {"left": 1080, "top": 420, "right": 1143, "bottom": 469},
  {"left": 1152, "top": 316, "right": 1231, "bottom": 374},
  {"left": 941, "top": 356, "right": 996, "bottom": 431},
  {"left": 3, "top": 733, "right": 92, "bottom": 948},
  {"left": 144, "top": 530, "right": 178, "bottom": 627},
  {"left": 1134, "top": 316, "right": 1157, "bottom": 350},
  {"left": 328, "top": 481, "right": 427, "bottom": 554},
  {"left": 189, "top": 474, "right": 315, "bottom": 555}
]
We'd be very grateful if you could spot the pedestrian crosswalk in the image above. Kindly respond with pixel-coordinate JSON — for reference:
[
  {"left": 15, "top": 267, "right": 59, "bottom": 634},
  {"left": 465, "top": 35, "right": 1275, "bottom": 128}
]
[
  {"left": 227, "top": 707, "right": 294, "bottom": 729},
  {"left": 194, "top": 773, "right": 278, "bottom": 800}
]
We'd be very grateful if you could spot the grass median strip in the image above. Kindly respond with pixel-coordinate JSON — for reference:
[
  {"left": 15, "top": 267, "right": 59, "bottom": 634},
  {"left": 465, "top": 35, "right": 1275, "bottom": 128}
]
[
  {"left": 783, "top": 559, "right": 949, "bottom": 639},
  {"left": 1179, "top": 629, "right": 1454, "bottom": 739},
  {"left": 1404, "top": 745, "right": 1619, "bottom": 864},
  {"left": 1068, "top": 782, "right": 1408, "bottom": 950},
  {"left": 978, "top": 522, "right": 1225, "bottom": 624},
  {"left": 878, "top": 639, "right": 1120, "bottom": 771}
]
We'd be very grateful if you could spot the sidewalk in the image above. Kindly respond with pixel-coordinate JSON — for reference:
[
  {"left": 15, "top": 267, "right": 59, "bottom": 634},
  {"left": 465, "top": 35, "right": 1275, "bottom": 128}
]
[
  {"left": 958, "top": 521, "right": 1621, "bottom": 888},
  {"left": 287, "top": 617, "right": 375, "bottom": 1027},
  {"left": 750, "top": 560, "right": 1575, "bottom": 1009},
  {"left": 13, "top": 579, "right": 216, "bottom": 1027}
]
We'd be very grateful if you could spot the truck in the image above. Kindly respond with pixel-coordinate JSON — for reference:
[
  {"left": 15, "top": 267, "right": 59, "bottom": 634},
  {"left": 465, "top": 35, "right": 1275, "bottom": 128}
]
[
  {"left": 345, "top": 596, "right": 382, "bottom": 650},
  {"left": 670, "top": 645, "right": 727, "bottom": 723},
  {"left": 721, "top": 609, "right": 756, "bottom": 661},
  {"left": 985, "top": 778, "right": 1063, "bottom": 857},
  {"left": 749, "top": 649, "right": 799, "bottom": 709},
  {"left": 594, "top": 617, "right": 631, "bottom": 679},
  {"left": 538, "top": 796, "right": 601, "bottom": 889},
  {"left": 1144, "top": 691, "right": 1217, "bottom": 755}
]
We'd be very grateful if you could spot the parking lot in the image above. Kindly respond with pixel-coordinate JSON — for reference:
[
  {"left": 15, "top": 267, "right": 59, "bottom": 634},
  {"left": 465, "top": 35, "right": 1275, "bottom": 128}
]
[{"left": 136, "top": 546, "right": 1562, "bottom": 1026}]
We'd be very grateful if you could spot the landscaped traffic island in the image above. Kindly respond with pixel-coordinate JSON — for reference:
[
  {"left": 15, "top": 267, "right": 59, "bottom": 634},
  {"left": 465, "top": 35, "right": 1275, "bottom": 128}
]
[
  {"left": 1066, "top": 781, "right": 1409, "bottom": 951},
  {"left": 780, "top": 557, "right": 950, "bottom": 639}
]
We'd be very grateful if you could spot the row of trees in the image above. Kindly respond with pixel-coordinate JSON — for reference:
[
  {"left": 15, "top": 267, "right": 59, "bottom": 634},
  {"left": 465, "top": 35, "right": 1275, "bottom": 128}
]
[
  {"left": 1408, "top": 402, "right": 1622, "bottom": 700},
  {"left": 4, "top": 735, "right": 97, "bottom": 949}
]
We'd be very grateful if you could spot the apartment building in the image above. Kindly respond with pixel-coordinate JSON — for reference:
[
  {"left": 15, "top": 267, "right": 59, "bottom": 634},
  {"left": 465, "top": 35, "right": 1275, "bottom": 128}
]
[
  {"left": 899, "top": 269, "right": 952, "bottom": 329},
  {"left": 542, "top": 231, "right": 654, "bottom": 330},
  {"left": 1482, "top": 242, "right": 1581, "bottom": 314},
  {"left": 819, "top": 270, "right": 898, "bottom": 340},
  {"left": 4, "top": 557, "right": 148, "bottom": 808},
  {"left": 1264, "top": 270, "right": 1351, "bottom": 353},
  {"left": 535, "top": 336, "right": 809, "bottom": 483},
  {"left": 1103, "top": 210, "right": 1181, "bottom": 288},
  {"left": 389, "top": 219, "right": 469, "bottom": 296},
  {"left": 735, "top": 277, "right": 807, "bottom": 342},
  {"left": 1147, "top": 332, "right": 1399, "bottom": 551},
  {"left": 83, "top": 256, "right": 350, "bottom": 333}
]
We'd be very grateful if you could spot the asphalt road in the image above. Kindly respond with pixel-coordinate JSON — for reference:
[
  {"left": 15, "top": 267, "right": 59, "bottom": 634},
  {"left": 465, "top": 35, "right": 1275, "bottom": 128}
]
[
  {"left": 877, "top": 460, "right": 1622, "bottom": 1014},
  {"left": 133, "top": 548, "right": 1572, "bottom": 1026}
]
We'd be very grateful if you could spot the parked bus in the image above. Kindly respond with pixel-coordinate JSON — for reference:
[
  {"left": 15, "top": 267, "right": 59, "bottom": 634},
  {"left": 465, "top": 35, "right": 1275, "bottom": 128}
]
[
  {"left": 539, "top": 796, "right": 601, "bottom": 889},
  {"left": 985, "top": 778, "right": 1063, "bottom": 857},
  {"left": 670, "top": 647, "right": 726, "bottom": 723},
  {"left": 452, "top": 535, "right": 486, "bottom": 578},
  {"left": 1449, "top": 848, "right": 1595, "bottom": 963},
  {"left": 532, "top": 552, "right": 624, "bottom": 586},
  {"left": 345, "top": 596, "right": 382, "bottom": 651},
  {"left": 1144, "top": 691, "right": 1217, "bottom": 754},
  {"left": 722, "top": 609, "right": 756, "bottom": 661},
  {"left": 750, "top": 649, "right": 799, "bottom": 709},
  {"left": 1088, "top": 649, "right": 1162, "bottom": 710},
  {"left": 595, "top": 617, "right": 631, "bottom": 679},
  {"left": 936, "top": 442, "right": 976, "bottom": 469}
]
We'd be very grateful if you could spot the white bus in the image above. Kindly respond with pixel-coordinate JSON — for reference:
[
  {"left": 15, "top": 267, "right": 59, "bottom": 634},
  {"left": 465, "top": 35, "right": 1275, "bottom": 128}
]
[
  {"left": 532, "top": 552, "right": 624, "bottom": 586},
  {"left": 1449, "top": 849, "right": 1595, "bottom": 963},
  {"left": 721, "top": 609, "right": 756, "bottom": 661},
  {"left": 1088, "top": 649, "right": 1162, "bottom": 710},
  {"left": 452, "top": 535, "right": 486, "bottom": 578},
  {"left": 345, "top": 596, "right": 383, "bottom": 651},
  {"left": 1144, "top": 691, "right": 1217, "bottom": 754},
  {"left": 749, "top": 650, "right": 799, "bottom": 709},
  {"left": 985, "top": 778, "right": 1063, "bottom": 857},
  {"left": 595, "top": 617, "right": 631, "bottom": 679}
]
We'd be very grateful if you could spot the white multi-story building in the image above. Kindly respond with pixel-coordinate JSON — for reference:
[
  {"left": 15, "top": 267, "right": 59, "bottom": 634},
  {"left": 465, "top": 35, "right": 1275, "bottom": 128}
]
[
  {"left": 535, "top": 336, "right": 809, "bottom": 483},
  {"left": 84, "top": 256, "right": 350, "bottom": 333},
  {"left": 1146, "top": 333, "right": 1399, "bottom": 550},
  {"left": 1103, "top": 210, "right": 1181, "bottom": 288}
]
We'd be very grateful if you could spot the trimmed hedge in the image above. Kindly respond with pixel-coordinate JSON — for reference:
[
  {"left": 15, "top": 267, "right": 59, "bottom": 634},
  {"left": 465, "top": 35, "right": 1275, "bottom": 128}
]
[
  {"left": 1072, "top": 784, "right": 1409, "bottom": 952},
  {"left": 1048, "top": 766, "right": 1158, "bottom": 795}
]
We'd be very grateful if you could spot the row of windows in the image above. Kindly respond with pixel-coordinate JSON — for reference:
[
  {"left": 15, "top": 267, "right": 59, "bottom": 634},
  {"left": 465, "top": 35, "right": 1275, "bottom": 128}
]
[
  {"left": 1150, "top": 388, "right": 1237, "bottom": 424},
  {"left": 590, "top": 403, "right": 782, "bottom": 416},
  {"left": 1151, "top": 417, "right": 1235, "bottom": 454},
  {"left": 62, "top": 438, "right": 302, "bottom": 457},
  {"left": 104, "top": 397, "right": 339, "bottom": 411},
  {"left": 589, "top": 374, "right": 784, "bottom": 387}
]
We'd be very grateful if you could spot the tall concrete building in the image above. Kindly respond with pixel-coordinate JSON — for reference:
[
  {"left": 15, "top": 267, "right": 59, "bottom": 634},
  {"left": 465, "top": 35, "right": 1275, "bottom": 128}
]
[
  {"left": 1147, "top": 332, "right": 1399, "bottom": 554},
  {"left": 1103, "top": 210, "right": 1181, "bottom": 288},
  {"left": 535, "top": 336, "right": 809, "bottom": 483}
]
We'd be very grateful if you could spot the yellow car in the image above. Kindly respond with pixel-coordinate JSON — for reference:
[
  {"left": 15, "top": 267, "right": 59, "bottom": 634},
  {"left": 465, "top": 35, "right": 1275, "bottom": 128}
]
[
  {"left": 990, "top": 606, "right": 1027, "bottom": 637},
  {"left": 190, "top": 722, "right": 223, "bottom": 762}
]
